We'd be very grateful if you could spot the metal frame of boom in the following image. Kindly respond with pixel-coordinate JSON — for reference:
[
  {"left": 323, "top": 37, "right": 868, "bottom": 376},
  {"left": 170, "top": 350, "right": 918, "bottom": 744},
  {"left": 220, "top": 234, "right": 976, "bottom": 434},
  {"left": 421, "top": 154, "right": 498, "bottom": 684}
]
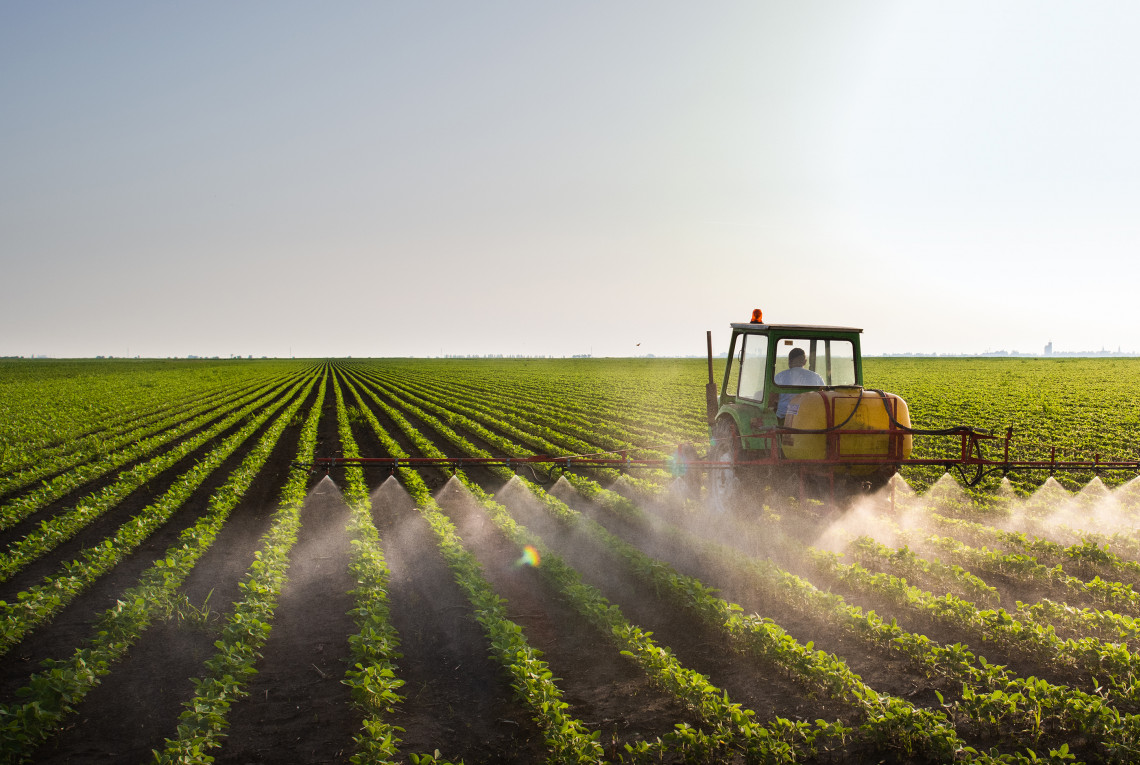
[{"left": 311, "top": 427, "right": 1140, "bottom": 486}]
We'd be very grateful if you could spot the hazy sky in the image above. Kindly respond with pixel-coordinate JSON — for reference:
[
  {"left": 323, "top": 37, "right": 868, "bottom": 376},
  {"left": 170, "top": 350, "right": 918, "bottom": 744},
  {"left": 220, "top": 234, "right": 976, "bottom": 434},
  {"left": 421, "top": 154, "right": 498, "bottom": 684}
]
[{"left": 3, "top": 3, "right": 1138, "bottom": 358}]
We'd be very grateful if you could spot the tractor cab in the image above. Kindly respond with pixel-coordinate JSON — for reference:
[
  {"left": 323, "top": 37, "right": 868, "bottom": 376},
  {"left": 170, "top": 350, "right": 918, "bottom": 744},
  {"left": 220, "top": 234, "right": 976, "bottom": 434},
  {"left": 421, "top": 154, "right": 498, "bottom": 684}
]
[{"left": 714, "top": 321, "right": 865, "bottom": 452}]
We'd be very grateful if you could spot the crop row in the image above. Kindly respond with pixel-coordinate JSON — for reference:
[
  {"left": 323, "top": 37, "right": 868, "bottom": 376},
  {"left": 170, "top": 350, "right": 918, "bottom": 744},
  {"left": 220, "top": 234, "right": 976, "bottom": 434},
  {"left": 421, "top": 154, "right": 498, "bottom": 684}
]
[
  {"left": 0, "top": 377, "right": 300, "bottom": 580},
  {"left": 924, "top": 512, "right": 1140, "bottom": 587},
  {"left": 0, "top": 369, "right": 319, "bottom": 762},
  {"left": 331, "top": 372, "right": 410, "bottom": 764},
  {"left": 0, "top": 373, "right": 316, "bottom": 656},
  {"left": 155, "top": 370, "right": 328, "bottom": 761},
  {"left": 351, "top": 367, "right": 666, "bottom": 496},
  {"left": 0, "top": 361, "right": 312, "bottom": 477},
  {"left": 0, "top": 373, "right": 279, "bottom": 502},
  {"left": 368, "top": 367, "right": 684, "bottom": 462},
  {"left": 0, "top": 374, "right": 294, "bottom": 532},
  {"left": 341, "top": 372, "right": 605, "bottom": 762},
  {"left": 361, "top": 360, "right": 705, "bottom": 442}
]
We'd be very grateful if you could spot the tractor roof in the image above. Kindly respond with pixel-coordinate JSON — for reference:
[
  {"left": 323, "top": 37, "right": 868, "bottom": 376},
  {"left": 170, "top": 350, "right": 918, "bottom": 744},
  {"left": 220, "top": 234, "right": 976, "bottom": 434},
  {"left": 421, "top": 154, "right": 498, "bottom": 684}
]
[{"left": 730, "top": 323, "right": 863, "bottom": 333}]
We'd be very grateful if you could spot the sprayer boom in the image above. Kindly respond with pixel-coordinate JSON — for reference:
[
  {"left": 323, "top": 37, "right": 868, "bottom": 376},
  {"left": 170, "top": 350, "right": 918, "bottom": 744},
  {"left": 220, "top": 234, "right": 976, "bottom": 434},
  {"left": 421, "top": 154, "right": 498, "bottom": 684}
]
[
  {"left": 310, "top": 453, "right": 694, "bottom": 474},
  {"left": 309, "top": 426, "right": 1140, "bottom": 486}
]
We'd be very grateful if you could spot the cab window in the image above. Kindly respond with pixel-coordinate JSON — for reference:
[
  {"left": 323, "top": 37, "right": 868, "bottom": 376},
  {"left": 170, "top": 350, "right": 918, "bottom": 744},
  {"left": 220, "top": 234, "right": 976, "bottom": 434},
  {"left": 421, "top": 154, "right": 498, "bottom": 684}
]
[
  {"left": 772, "top": 338, "right": 856, "bottom": 387},
  {"left": 736, "top": 334, "right": 766, "bottom": 401}
]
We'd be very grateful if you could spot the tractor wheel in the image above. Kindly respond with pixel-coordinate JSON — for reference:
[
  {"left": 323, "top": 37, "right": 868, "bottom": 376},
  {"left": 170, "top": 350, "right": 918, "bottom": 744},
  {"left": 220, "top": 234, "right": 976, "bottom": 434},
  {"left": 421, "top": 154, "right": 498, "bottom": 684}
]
[{"left": 709, "top": 419, "right": 742, "bottom": 513}]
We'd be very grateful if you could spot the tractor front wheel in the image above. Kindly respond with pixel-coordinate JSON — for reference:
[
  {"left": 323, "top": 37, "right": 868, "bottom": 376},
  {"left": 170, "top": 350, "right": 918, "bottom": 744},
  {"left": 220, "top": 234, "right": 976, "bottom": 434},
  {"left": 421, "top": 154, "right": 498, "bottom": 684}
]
[{"left": 709, "top": 419, "right": 742, "bottom": 513}]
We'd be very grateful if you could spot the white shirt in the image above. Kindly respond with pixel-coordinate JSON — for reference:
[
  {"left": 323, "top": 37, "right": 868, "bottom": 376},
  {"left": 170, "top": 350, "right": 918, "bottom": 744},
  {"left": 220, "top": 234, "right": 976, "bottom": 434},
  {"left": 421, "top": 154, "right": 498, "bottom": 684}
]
[{"left": 774, "top": 366, "right": 824, "bottom": 418}]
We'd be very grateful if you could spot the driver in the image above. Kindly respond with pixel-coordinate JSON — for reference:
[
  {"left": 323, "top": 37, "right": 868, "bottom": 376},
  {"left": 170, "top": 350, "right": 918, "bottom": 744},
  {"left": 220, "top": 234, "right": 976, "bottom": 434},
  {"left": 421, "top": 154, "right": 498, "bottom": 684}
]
[{"left": 774, "top": 347, "right": 824, "bottom": 423}]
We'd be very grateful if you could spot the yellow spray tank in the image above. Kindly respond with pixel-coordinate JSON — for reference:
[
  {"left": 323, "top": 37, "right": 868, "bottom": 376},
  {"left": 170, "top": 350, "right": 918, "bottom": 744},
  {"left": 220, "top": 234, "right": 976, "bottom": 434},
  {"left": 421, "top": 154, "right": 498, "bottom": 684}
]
[{"left": 781, "top": 388, "right": 913, "bottom": 472}]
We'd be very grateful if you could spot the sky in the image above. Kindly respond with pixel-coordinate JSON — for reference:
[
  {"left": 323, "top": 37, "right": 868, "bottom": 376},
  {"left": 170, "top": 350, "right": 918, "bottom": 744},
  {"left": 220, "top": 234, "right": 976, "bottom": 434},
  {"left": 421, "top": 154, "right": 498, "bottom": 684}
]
[{"left": 3, "top": 2, "right": 1139, "bottom": 359}]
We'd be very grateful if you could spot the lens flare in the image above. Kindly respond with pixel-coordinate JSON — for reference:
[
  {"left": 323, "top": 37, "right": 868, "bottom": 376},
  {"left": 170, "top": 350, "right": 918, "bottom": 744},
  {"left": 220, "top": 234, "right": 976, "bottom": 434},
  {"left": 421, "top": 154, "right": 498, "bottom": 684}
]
[{"left": 515, "top": 544, "right": 541, "bottom": 568}]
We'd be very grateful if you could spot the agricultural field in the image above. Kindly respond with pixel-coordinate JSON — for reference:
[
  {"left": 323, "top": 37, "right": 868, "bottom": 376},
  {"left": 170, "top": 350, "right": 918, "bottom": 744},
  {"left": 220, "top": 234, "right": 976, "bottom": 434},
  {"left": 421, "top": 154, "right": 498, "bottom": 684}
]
[{"left": 2, "top": 356, "right": 1140, "bottom": 763}]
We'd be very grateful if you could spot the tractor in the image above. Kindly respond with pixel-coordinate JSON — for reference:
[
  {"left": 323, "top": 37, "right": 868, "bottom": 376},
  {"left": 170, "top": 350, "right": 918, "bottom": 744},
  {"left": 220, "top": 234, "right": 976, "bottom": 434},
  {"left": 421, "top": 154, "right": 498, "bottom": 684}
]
[{"left": 705, "top": 310, "right": 913, "bottom": 512}]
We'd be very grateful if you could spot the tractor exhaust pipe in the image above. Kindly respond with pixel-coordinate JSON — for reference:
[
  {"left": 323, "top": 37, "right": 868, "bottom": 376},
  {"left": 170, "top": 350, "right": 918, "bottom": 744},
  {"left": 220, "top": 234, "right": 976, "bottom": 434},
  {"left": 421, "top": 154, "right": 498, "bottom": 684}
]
[{"left": 705, "top": 330, "right": 718, "bottom": 426}]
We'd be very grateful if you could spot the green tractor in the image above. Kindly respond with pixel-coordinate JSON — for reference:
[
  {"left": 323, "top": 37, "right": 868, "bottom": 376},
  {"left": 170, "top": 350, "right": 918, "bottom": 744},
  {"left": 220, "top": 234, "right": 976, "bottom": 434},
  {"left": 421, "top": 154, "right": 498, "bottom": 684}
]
[{"left": 705, "top": 310, "right": 913, "bottom": 512}]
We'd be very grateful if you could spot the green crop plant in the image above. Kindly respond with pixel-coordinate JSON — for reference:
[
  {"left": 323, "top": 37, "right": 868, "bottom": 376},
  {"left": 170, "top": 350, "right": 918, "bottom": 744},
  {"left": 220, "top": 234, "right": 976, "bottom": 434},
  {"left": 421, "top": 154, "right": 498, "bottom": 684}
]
[
  {"left": 330, "top": 369, "right": 406, "bottom": 764},
  {"left": 0, "top": 369, "right": 320, "bottom": 762},
  {"left": 342, "top": 375, "right": 607, "bottom": 763},
  {"left": 154, "top": 369, "right": 328, "bottom": 763},
  {"left": 0, "top": 375, "right": 290, "bottom": 532},
  {"left": 0, "top": 371, "right": 289, "bottom": 501},
  {"left": 0, "top": 378, "right": 298, "bottom": 583},
  {"left": 0, "top": 376, "right": 312, "bottom": 655}
]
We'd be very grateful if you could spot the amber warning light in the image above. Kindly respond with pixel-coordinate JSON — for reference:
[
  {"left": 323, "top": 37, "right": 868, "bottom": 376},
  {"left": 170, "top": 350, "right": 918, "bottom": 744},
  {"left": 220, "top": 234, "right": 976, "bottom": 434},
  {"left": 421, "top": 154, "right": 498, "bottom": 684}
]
[{"left": 750, "top": 308, "right": 763, "bottom": 324}]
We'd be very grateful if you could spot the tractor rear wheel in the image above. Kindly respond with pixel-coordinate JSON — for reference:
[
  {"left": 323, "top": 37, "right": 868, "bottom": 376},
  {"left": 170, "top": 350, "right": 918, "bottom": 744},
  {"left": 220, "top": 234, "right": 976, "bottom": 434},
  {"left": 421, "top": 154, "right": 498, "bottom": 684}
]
[{"left": 709, "top": 419, "right": 742, "bottom": 513}]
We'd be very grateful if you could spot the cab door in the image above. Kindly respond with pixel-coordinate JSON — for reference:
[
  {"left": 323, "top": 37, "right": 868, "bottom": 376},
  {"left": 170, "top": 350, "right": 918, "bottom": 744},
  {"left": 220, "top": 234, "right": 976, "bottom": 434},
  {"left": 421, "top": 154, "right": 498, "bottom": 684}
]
[{"left": 721, "top": 332, "right": 774, "bottom": 451}]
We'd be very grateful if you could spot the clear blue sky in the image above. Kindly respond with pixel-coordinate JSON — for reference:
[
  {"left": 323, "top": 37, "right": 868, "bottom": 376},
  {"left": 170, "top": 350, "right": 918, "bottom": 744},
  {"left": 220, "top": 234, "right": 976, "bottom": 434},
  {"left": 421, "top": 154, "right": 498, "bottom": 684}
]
[{"left": 3, "top": 3, "right": 1138, "bottom": 358}]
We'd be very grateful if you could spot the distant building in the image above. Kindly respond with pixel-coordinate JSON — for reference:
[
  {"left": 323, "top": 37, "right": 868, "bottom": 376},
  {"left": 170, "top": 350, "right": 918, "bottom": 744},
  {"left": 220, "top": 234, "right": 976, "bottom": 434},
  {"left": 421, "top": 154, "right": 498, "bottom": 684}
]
[{"left": 1045, "top": 341, "right": 1053, "bottom": 356}]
